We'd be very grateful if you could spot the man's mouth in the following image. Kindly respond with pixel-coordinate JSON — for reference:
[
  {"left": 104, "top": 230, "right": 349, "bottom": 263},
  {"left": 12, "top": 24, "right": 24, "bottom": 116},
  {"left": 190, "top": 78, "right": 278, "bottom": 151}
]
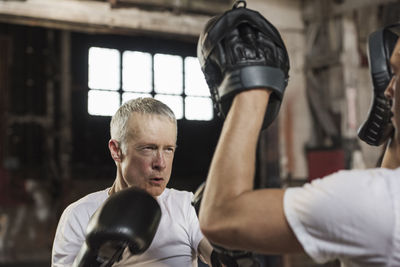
[{"left": 149, "top": 177, "right": 164, "bottom": 185}]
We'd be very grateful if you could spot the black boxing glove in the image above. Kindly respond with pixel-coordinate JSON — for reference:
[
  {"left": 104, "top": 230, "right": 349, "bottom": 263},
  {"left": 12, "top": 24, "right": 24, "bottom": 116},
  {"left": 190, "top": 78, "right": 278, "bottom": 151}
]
[
  {"left": 197, "top": 0, "right": 290, "bottom": 129},
  {"left": 72, "top": 187, "right": 161, "bottom": 267},
  {"left": 358, "top": 25, "right": 398, "bottom": 146},
  {"left": 192, "top": 182, "right": 260, "bottom": 267}
]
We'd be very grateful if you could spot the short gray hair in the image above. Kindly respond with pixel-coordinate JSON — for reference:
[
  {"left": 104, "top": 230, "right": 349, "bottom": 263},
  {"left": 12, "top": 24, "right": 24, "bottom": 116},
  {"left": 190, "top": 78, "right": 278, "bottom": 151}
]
[{"left": 110, "top": 97, "right": 177, "bottom": 150}]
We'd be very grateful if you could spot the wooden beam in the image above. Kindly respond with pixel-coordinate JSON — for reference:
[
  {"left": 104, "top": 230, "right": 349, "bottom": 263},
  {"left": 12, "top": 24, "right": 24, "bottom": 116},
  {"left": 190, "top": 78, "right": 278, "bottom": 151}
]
[
  {"left": 303, "top": 0, "right": 399, "bottom": 22},
  {"left": 109, "top": 0, "right": 233, "bottom": 15},
  {"left": 0, "top": 36, "right": 11, "bottom": 166},
  {"left": 0, "top": 0, "right": 211, "bottom": 40},
  {"left": 60, "top": 30, "right": 72, "bottom": 181}
]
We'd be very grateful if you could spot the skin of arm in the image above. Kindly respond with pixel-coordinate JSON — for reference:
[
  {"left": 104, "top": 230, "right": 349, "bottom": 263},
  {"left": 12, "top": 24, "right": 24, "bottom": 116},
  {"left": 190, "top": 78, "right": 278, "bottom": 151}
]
[
  {"left": 197, "top": 238, "right": 213, "bottom": 265},
  {"left": 199, "top": 89, "right": 303, "bottom": 255}
]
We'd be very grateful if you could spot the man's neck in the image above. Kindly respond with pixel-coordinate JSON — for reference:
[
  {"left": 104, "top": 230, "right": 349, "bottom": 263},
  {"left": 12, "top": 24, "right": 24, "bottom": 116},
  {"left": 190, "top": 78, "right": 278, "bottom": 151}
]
[{"left": 108, "top": 175, "right": 128, "bottom": 196}]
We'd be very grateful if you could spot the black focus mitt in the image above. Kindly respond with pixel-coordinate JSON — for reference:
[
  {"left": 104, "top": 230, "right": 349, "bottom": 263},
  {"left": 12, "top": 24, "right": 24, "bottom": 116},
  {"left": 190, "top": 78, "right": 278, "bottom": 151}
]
[
  {"left": 357, "top": 24, "right": 398, "bottom": 145},
  {"left": 197, "top": 0, "right": 290, "bottom": 129}
]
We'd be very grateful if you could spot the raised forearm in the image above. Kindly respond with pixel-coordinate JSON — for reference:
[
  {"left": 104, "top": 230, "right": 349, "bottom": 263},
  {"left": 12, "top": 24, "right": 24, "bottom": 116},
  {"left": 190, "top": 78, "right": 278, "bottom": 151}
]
[{"left": 199, "top": 90, "right": 270, "bottom": 234}]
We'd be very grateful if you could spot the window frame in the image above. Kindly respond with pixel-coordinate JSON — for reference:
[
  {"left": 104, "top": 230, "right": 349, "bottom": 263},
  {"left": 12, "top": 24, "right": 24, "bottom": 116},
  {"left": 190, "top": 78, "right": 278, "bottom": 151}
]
[{"left": 85, "top": 35, "right": 213, "bottom": 121}]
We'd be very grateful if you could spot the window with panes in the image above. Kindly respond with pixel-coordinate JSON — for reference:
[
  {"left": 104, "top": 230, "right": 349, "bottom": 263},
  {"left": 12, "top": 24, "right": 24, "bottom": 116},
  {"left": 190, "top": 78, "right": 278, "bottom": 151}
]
[{"left": 87, "top": 47, "right": 213, "bottom": 120}]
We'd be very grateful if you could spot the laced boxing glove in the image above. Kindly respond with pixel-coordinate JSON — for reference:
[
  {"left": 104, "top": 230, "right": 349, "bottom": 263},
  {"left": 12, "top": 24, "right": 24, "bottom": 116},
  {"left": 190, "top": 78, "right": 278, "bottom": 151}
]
[
  {"left": 357, "top": 25, "right": 398, "bottom": 146},
  {"left": 197, "top": 0, "right": 290, "bottom": 129},
  {"left": 72, "top": 187, "right": 161, "bottom": 267},
  {"left": 192, "top": 182, "right": 260, "bottom": 267}
]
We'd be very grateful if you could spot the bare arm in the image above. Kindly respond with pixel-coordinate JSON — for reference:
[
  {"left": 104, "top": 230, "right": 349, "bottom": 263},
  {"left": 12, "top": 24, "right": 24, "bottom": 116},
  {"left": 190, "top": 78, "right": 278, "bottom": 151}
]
[
  {"left": 199, "top": 90, "right": 303, "bottom": 255},
  {"left": 197, "top": 238, "right": 213, "bottom": 265}
]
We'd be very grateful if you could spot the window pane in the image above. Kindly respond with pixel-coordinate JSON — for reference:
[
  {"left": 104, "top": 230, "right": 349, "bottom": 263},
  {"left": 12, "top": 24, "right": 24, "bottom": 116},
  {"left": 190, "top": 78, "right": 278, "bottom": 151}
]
[
  {"left": 154, "top": 54, "right": 183, "bottom": 95},
  {"left": 122, "top": 92, "right": 152, "bottom": 104},
  {"left": 88, "top": 90, "right": 120, "bottom": 116},
  {"left": 184, "top": 57, "right": 210, "bottom": 97},
  {"left": 185, "top": 96, "right": 213, "bottom": 121},
  {"left": 123, "top": 51, "right": 152, "bottom": 93},
  {"left": 155, "top": 94, "right": 183, "bottom": 119},
  {"left": 88, "top": 47, "right": 120, "bottom": 90}
]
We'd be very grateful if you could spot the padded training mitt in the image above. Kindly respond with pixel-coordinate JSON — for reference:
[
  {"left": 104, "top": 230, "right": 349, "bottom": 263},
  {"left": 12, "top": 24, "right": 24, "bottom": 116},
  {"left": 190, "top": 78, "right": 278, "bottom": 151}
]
[
  {"left": 358, "top": 25, "right": 398, "bottom": 146},
  {"left": 197, "top": 0, "right": 290, "bottom": 129}
]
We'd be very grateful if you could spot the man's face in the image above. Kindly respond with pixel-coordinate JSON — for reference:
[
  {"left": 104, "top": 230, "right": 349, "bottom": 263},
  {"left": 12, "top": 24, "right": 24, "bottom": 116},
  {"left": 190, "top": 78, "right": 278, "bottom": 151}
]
[
  {"left": 119, "top": 113, "right": 177, "bottom": 197},
  {"left": 386, "top": 39, "right": 400, "bottom": 143}
]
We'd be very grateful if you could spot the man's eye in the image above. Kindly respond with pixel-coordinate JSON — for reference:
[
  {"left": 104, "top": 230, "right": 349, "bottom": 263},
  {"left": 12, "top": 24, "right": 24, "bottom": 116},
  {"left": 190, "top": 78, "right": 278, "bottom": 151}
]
[{"left": 166, "top": 147, "right": 175, "bottom": 153}]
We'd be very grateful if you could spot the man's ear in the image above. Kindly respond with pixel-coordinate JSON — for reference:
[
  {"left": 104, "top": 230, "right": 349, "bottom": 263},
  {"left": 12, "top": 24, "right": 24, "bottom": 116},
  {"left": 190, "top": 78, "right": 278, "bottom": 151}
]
[{"left": 109, "top": 139, "right": 122, "bottom": 162}]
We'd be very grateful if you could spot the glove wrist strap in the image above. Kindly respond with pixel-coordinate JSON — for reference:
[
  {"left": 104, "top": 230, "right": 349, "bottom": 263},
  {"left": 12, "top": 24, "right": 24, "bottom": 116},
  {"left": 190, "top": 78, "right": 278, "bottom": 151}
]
[{"left": 219, "top": 65, "right": 287, "bottom": 100}]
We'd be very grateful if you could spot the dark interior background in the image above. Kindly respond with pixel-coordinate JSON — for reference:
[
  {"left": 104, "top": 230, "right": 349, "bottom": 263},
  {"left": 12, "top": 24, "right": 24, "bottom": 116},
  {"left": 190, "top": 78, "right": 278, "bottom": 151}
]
[{"left": 0, "top": 22, "right": 225, "bottom": 265}]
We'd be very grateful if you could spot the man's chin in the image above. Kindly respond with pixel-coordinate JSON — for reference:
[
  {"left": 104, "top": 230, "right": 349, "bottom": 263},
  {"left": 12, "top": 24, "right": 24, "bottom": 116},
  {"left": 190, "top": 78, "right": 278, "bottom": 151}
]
[{"left": 146, "top": 186, "right": 165, "bottom": 197}]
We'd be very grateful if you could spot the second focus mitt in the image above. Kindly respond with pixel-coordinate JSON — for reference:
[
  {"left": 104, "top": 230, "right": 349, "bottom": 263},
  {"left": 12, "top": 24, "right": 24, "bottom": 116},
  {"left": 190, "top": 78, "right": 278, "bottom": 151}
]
[{"left": 358, "top": 24, "right": 398, "bottom": 145}]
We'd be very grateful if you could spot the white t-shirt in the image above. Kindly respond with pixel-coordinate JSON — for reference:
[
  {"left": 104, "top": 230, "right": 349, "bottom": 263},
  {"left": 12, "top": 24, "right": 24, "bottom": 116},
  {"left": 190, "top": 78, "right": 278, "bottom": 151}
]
[
  {"left": 284, "top": 167, "right": 400, "bottom": 267},
  {"left": 52, "top": 188, "right": 204, "bottom": 267}
]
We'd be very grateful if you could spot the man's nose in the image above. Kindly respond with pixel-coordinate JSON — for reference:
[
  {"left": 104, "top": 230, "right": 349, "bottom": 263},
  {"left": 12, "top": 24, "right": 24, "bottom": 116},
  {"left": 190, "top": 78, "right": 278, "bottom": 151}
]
[{"left": 152, "top": 150, "right": 166, "bottom": 170}]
